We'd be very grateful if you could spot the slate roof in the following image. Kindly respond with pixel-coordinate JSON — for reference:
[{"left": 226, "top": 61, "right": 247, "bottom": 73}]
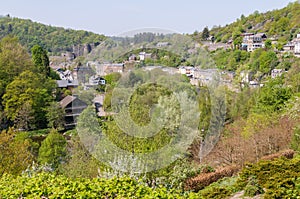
[{"left": 59, "top": 95, "right": 76, "bottom": 108}]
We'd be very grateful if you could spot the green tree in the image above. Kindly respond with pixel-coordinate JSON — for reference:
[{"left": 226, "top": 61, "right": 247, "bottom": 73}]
[
  {"left": 0, "top": 36, "right": 33, "bottom": 98},
  {"left": 291, "top": 126, "right": 300, "bottom": 152},
  {"left": 73, "top": 87, "right": 95, "bottom": 105},
  {"left": 61, "top": 135, "right": 102, "bottom": 178},
  {"left": 201, "top": 26, "right": 210, "bottom": 40},
  {"left": 264, "top": 39, "right": 272, "bottom": 50},
  {"left": 249, "top": 48, "right": 263, "bottom": 72},
  {"left": 38, "top": 130, "right": 67, "bottom": 169},
  {"left": 0, "top": 128, "right": 34, "bottom": 175},
  {"left": 13, "top": 101, "right": 35, "bottom": 131},
  {"left": 198, "top": 86, "right": 211, "bottom": 134},
  {"left": 259, "top": 51, "right": 278, "bottom": 74},
  {"left": 255, "top": 77, "right": 292, "bottom": 113},
  {"left": 31, "top": 45, "right": 50, "bottom": 77},
  {"left": 232, "top": 30, "right": 242, "bottom": 49},
  {"left": 233, "top": 36, "right": 243, "bottom": 49},
  {"left": 2, "top": 71, "right": 55, "bottom": 129},
  {"left": 46, "top": 102, "right": 65, "bottom": 130}
]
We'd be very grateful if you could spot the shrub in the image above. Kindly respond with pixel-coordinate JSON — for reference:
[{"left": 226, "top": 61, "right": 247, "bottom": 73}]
[
  {"left": 291, "top": 126, "right": 300, "bottom": 152},
  {"left": 236, "top": 156, "right": 300, "bottom": 198},
  {"left": 243, "top": 176, "right": 264, "bottom": 197},
  {"left": 184, "top": 165, "right": 239, "bottom": 191}
]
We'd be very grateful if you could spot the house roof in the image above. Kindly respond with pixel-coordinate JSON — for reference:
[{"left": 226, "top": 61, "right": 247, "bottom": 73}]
[
  {"left": 57, "top": 80, "right": 79, "bottom": 88},
  {"left": 254, "top": 33, "right": 267, "bottom": 38},
  {"left": 60, "top": 95, "right": 77, "bottom": 108}
]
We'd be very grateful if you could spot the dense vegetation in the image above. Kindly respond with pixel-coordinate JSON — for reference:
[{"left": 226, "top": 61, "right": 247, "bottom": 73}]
[
  {"left": 86, "top": 33, "right": 215, "bottom": 68},
  {"left": 193, "top": 1, "right": 300, "bottom": 45},
  {"left": 0, "top": 2, "right": 300, "bottom": 198},
  {"left": 115, "top": 48, "right": 188, "bottom": 67},
  {"left": 0, "top": 16, "right": 106, "bottom": 54},
  {"left": 0, "top": 173, "right": 199, "bottom": 198}
]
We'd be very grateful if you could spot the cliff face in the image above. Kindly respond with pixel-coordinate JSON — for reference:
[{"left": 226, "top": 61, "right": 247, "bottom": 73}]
[{"left": 72, "top": 43, "right": 97, "bottom": 57}]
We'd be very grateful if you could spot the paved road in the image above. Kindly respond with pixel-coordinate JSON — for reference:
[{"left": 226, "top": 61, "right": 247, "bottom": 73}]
[{"left": 93, "top": 94, "right": 106, "bottom": 117}]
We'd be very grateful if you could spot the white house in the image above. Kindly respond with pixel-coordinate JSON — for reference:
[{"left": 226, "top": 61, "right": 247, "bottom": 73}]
[
  {"left": 89, "top": 75, "right": 106, "bottom": 86},
  {"left": 294, "top": 34, "right": 300, "bottom": 56},
  {"left": 295, "top": 43, "right": 300, "bottom": 56},
  {"left": 241, "top": 33, "right": 267, "bottom": 52},
  {"left": 139, "top": 52, "right": 152, "bottom": 61},
  {"left": 179, "top": 66, "right": 195, "bottom": 77}
]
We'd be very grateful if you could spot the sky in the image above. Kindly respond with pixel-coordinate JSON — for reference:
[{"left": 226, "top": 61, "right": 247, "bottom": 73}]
[{"left": 0, "top": 0, "right": 295, "bottom": 36}]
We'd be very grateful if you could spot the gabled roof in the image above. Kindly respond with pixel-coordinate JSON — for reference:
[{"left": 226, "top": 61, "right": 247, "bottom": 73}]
[{"left": 60, "top": 95, "right": 77, "bottom": 108}]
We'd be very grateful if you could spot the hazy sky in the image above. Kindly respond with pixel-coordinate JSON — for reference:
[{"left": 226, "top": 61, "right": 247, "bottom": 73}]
[{"left": 0, "top": 0, "right": 294, "bottom": 36}]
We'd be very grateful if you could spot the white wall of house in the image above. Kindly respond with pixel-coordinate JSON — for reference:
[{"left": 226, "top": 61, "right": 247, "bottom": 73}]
[{"left": 295, "top": 42, "right": 300, "bottom": 54}]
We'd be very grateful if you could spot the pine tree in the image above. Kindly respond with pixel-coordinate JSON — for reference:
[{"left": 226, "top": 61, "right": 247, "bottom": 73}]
[{"left": 201, "top": 27, "right": 210, "bottom": 40}]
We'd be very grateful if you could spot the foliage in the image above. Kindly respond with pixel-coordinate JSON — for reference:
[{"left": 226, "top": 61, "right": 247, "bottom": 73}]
[
  {"left": 290, "top": 126, "right": 300, "bottom": 152},
  {"left": 0, "top": 172, "right": 201, "bottom": 198},
  {"left": 197, "top": 86, "right": 211, "bottom": 134},
  {"left": 236, "top": 156, "right": 300, "bottom": 198},
  {"left": 45, "top": 102, "right": 65, "bottom": 130},
  {"left": 129, "top": 83, "right": 172, "bottom": 126},
  {"left": 0, "top": 128, "right": 34, "bottom": 175},
  {"left": 285, "top": 60, "right": 300, "bottom": 93},
  {"left": 31, "top": 45, "right": 50, "bottom": 77},
  {"left": 13, "top": 101, "right": 35, "bottom": 131},
  {"left": 258, "top": 50, "right": 278, "bottom": 74},
  {"left": 241, "top": 112, "right": 273, "bottom": 138},
  {"left": 0, "top": 16, "right": 106, "bottom": 54},
  {"left": 212, "top": 49, "right": 250, "bottom": 71},
  {"left": 87, "top": 33, "right": 196, "bottom": 66},
  {"left": 2, "top": 71, "right": 56, "bottom": 129},
  {"left": 227, "top": 87, "right": 255, "bottom": 119},
  {"left": 264, "top": 39, "right": 272, "bottom": 50},
  {"left": 60, "top": 135, "right": 103, "bottom": 178},
  {"left": 145, "top": 159, "right": 203, "bottom": 190},
  {"left": 208, "top": 2, "right": 300, "bottom": 44},
  {"left": 254, "top": 77, "right": 292, "bottom": 113},
  {"left": 38, "top": 129, "right": 67, "bottom": 169},
  {"left": 0, "top": 36, "right": 33, "bottom": 98},
  {"left": 198, "top": 177, "right": 238, "bottom": 199},
  {"left": 115, "top": 48, "right": 186, "bottom": 67},
  {"left": 243, "top": 176, "right": 264, "bottom": 197},
  {"left": 104, "top": 72, "right": 122, "bottom": 88},
  {"left": 201, "top": 27, "right": 210, "bottom": 40},
  {"left": 73, "top": 87, "right": 95, "bottom": 105}
]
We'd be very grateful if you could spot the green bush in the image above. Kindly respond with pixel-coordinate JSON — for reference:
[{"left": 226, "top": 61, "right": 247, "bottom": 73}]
[
  {"left": 291, "top": 126, "right": 300, "bottom": 152},
  {"left": 0, "top": 173, "right": 201, "bottom": 198},
  {"left": 244, "top": 176, "right": 264, "bottom": 197},
  {"left": 236, "top": 156, "right": 300, "bottom": 198},
  {"left": 198, "top": 177, "right": 238, "bottom": 199}
]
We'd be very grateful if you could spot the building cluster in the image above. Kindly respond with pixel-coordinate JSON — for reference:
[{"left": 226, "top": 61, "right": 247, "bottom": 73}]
[
  {"left": 52, "top": 61, "right": 125, "bottom": 129},
  {"left": 239, "top": 32, "right": 300, "bottom": 57},
  {"left": 178, "top": 66, "right": 234, "bottom": 87},
  {"left": 241, "top": 33, "right": 268, "bottom": 52},
  {"left": 50, "top": 33, "right": 300, "bottom": 129},
  {"left": 56, "top": 69, "right": 79, "bottom": 90},
  {"left": 283, "top": 34, "right": 300, "bottom": 57}
]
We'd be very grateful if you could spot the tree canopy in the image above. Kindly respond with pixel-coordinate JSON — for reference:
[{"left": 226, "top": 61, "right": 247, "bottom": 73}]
[{"left": 0, "top": 16, "right": 106, "bottom": 54}]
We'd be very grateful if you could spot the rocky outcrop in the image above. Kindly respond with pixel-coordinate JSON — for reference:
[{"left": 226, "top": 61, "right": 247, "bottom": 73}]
[{"left": 72, "top": 43, "right": 97, "bottom": 57}]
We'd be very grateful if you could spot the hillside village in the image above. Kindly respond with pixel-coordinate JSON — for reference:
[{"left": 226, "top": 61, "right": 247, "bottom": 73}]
[
  {"left": 48, "top": 28, "right": 300, "bottom": 128},
  {"left": 1, "top": 1, "right": 300, "bottom": 198}
]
